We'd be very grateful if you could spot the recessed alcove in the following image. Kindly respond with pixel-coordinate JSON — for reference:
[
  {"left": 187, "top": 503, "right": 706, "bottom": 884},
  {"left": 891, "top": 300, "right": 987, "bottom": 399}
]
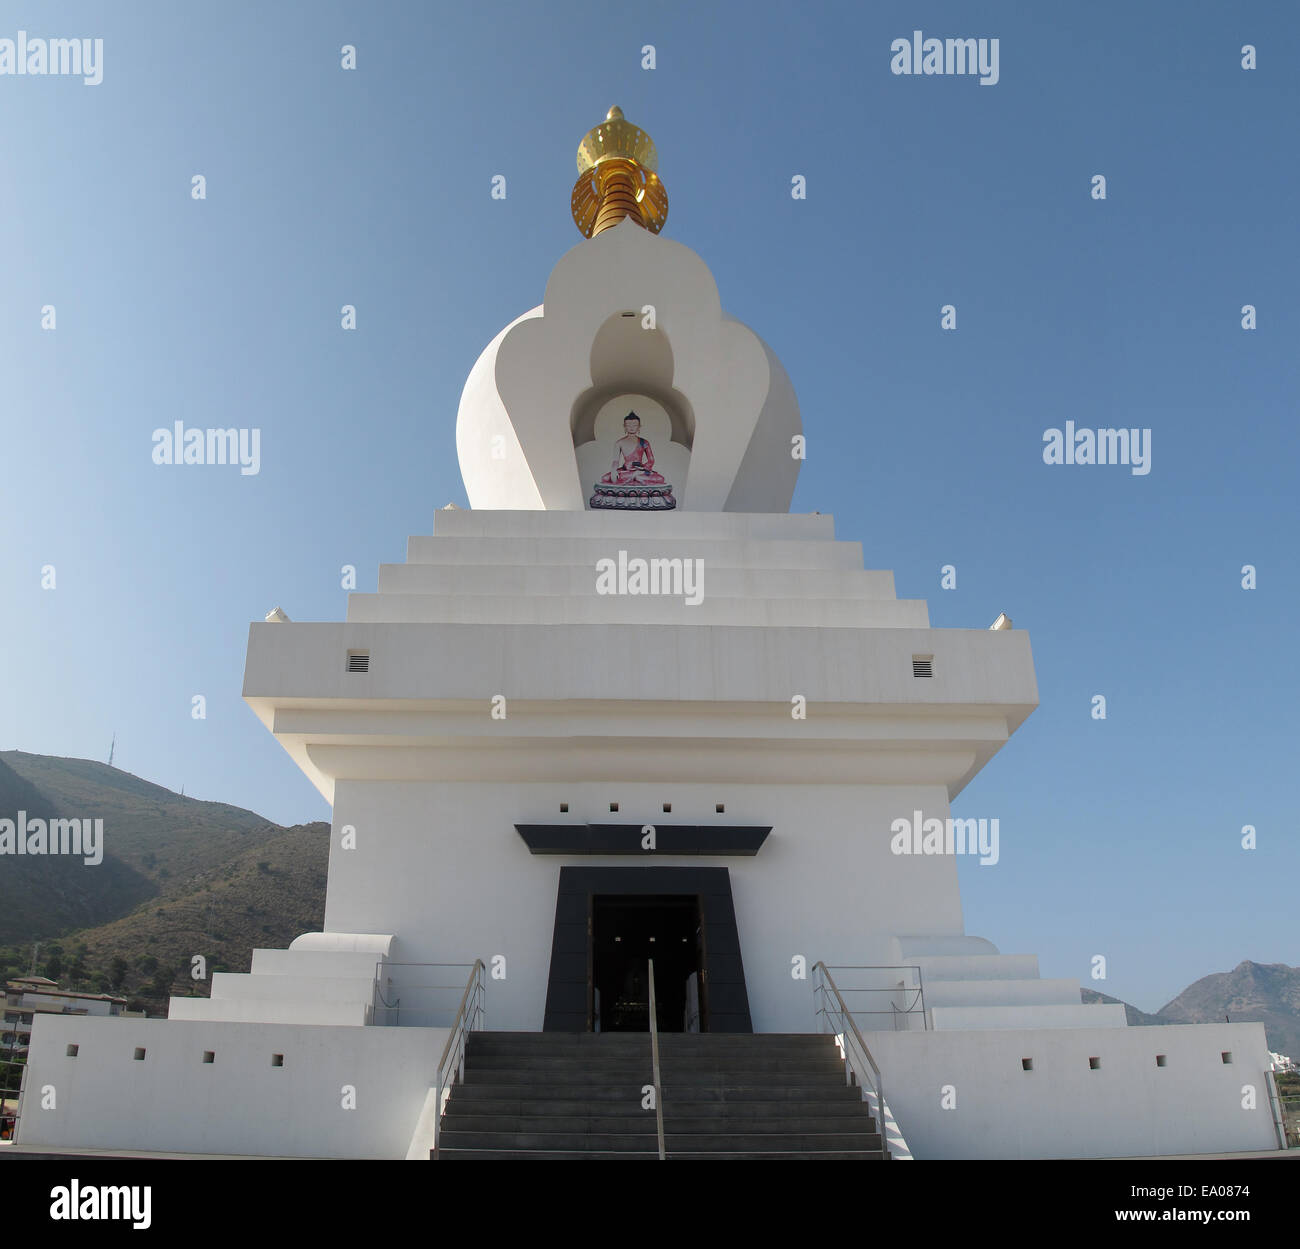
[{"left": 571, "top": 311, "right": 694, "bottom": 510}]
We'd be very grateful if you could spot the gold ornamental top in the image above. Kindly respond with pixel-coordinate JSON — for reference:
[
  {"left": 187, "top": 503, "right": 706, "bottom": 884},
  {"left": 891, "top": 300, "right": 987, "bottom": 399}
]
[{"left": 571, "top": 106, "right": 669, "bottom": 238}]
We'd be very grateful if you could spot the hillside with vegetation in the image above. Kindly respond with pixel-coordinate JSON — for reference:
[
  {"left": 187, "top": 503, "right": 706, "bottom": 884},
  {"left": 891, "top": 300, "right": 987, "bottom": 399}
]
[{"left": 0, "top": 751, "right": 327, "bottom": 1013}]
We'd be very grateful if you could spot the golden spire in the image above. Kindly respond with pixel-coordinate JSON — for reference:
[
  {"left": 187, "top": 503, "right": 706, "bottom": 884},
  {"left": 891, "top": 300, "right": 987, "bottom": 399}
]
[{"left": 571, "top": 106, "right": 669, "bottom": 238}]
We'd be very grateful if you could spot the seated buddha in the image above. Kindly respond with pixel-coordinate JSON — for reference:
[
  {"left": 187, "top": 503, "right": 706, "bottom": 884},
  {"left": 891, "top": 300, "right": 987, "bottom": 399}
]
[
  {"left": 600, "top": 413, "right": 666, "bottom": 485},
  {"left": 590, "top": 412, "right": 677, "bottom": 510}
]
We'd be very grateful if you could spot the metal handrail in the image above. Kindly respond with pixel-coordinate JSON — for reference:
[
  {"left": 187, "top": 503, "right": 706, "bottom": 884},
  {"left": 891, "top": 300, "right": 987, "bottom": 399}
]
[
  {"left": 373, "top": 961, "right": 489, "bottom": 1027},
  {"left": 647, "top": 959, "right": 666, "bottom": 1160},
  {"left": 813, "top": 961, "right": 888, "bottom": 1154},
  {"left": 817, "top": 964, "right": 928, "bottom": 1031},
  {"left": 432, "top": 959, "right": 485, "bottom": 1157}
]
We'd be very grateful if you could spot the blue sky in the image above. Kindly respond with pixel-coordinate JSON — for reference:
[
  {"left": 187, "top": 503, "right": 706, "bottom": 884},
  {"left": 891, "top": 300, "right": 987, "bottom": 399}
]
[{"left": 1, "top": 1, "right": 1295, "bottom": 1013}]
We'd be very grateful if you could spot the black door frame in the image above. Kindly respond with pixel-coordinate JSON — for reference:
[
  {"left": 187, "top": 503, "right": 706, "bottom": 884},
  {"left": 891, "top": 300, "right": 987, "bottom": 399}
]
[{"left": 542, "top": 866, "right": 753, "bottom": 1033}]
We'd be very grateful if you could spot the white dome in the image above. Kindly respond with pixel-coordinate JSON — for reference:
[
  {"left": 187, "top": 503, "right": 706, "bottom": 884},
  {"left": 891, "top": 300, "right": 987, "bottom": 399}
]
[{"left": 455, "top": 218, "right": 801, "bottom": 512}]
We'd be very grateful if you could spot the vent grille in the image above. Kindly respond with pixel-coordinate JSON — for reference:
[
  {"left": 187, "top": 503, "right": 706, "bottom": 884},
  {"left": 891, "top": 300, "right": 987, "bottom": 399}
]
[
  {"left": 912, "top": 657, "right": 933, "bottom": 679},
  {"left": 347, "top": 651, "right": 370, "bottom": 673}
]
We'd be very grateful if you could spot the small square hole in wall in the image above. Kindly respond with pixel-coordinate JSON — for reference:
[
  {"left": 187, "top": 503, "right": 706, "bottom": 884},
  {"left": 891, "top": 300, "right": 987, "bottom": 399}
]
[
  {"left": 346, "top": 650, "right": 370, "bottom": 673},
  {"left": 559, "top": 802, "right": 568, "bottom": 813},
  {"left": 609, "top": 802, "right": 619, "bottom": 812},
  {"left": 66, "top": 1044, "right": 79, "bottom": 1058},
  {"left": 912, "top": 655, "right": 934, "bottom": 679},
  {"left": 133, "top": 1047, "right": 146, "bottom": 1061},
  {"left": 1088, "top": 1056, "right": 1101, "bottom": 1070},
  {"left": 272, "top": 1053, "right": 285, "bottom": 1067},
  {"left": 662, "top": 802, "right": 671, "bottom": 813},
  {"left": 202, "top": 1051, "right": 215, "bottom": 1064},
  {"left": 1156, "top": 1054, "right": 1167, "bottom": 1068},
  {"left": 1221, "top": 1051, "right": 1233, "bottom": 1064},
  {"left": 715, "top": 803, "right": 725, "bottom": 814},
  {"left": 1021, "top": 1058, "right": 1033, "bottom": 1071}
]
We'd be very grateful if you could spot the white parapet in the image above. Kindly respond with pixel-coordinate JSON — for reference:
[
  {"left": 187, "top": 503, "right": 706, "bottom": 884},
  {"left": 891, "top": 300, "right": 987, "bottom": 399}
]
[
  {"left": 208, "top": 972, "right": 377, "bottom": 1005},
  {"left": 374, "top": 561, "right": 900, "bottom": 601},
  {"left": 18, "top": 1014, "right": 449, "bottom": 1158},
  {"left": 249, "top": 947, "right": 388, "bottom": 980},
  {"left": 923, "top": 977, "right": 1088, "bottom": 1009},
  {"left": 345, "top": 591, "right": 929, "bottom": 628},
  {"left": 864, "top": 1021, "right": 1278, "bottom": 1159},
  {"left": 168, "top": 996, "right": 369, "bottom": 1026},
  {"left": 930, "top": 1003, "right": 1129, "bottom": 1031}
]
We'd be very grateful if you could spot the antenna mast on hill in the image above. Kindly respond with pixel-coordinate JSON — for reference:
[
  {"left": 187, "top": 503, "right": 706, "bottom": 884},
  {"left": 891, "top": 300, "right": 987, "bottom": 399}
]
[{"left": 108, "top": 733, "right": 116, "bottom": 768}]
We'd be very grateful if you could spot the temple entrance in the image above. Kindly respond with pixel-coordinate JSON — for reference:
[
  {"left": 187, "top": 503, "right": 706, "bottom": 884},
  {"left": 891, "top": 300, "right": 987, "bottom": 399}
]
[
  {"left": 591, "top": 894, "right": 703, "bottom": 1033},
  {"left": 542, "top": 866, "right": 752, "bottom": 1033}
]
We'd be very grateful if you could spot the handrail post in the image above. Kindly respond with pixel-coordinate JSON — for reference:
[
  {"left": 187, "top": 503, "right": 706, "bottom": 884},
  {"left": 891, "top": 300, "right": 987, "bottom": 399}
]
[{"left": 648, "top": 958, "right": 666, "bottom": 1160}]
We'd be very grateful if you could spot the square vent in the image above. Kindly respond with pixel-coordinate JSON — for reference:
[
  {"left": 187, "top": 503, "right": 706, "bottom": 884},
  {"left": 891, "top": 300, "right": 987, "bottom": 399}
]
[
  {"left": 347, "top": 651, "right": 370, "bottom": 673},
  {"left": 912, "top": 656, "right": 934, "bottom": 679}
]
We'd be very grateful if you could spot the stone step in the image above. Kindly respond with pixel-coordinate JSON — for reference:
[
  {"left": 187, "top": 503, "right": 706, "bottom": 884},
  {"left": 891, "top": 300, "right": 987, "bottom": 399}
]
[
  {"left": 467, "top": 1045, "right": 839, "bottom": 1061},
  {"left": 437, "top": 1130, "right": 884, "bottom": 1153},
  {"left": 460, "top": 1069, "right": 853, "bottom": 1088},
  {"left": 441, "top": 1114, "right": 879, "bottom": 1135},
  {"left": 450, "top": 1082, "right": 864, "bottom": 1103},
  {"left": 436, "top": 1149, "right": 885, "bottom": 1160},
  {"left": 443, "top": 1097, "right": 871, "bottom": 1119},
  {"left": 464, "top": 1055, "right": 847, "bottom": 1074},
  {"left": 436, "top": 1030, "right": 886, "bottom": 1159},
  {"left": 469, "top": 1031, "right": 833, "bottom": 1048}
]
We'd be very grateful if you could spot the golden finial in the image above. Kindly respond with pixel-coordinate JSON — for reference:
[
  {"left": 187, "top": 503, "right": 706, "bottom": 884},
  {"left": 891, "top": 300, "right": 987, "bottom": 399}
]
[{"left": 571, "top": 105, "right": 668, "bottom": 238}]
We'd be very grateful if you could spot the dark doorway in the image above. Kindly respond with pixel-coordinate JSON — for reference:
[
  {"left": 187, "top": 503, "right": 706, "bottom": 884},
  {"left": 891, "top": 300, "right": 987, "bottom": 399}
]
[
  {"left": 592, "top": 894, "right": 702, "bottom": 1033},
  {"left": 542, "top": 866, "right": 753, "bottom": 1033}
]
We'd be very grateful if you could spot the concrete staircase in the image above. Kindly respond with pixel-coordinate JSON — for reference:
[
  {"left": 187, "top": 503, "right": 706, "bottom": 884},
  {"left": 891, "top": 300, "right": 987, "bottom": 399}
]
[{"left": 435, "top": 1032, "right": 888, "bottom": 1159}]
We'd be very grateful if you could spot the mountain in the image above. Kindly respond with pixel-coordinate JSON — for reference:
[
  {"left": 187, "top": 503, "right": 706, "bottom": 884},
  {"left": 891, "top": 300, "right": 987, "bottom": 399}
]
[
  {"left": 1079, "top": 988, "right": 1167, "bottom": 1028},
  {"left": 1158, "top": 962, "right": 1300, "bottom": 1061},
  {"left": 0, "top": 754, "right": 156, "bottom": 939},
  {"left": 0, "top": 751, "right": 328, "bottom": 1009},
  {"left": 1082, "top": 964, "right": 1300, "bottom": 1057},
  {"left": 57, "top": 820, "right": 329, "bottom": 1009}
]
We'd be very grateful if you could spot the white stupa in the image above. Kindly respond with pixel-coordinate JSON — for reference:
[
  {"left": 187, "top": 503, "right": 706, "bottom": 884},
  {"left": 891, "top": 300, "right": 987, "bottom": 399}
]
[{"left": 18, "top": 108, "right": 1281, "bottom": 1160}]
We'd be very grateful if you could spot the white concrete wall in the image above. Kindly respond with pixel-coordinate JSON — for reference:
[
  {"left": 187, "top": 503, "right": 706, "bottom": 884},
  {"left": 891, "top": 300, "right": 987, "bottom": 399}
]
[
  {"left": 166, "top": 997, "right": 368, "bottom": 1026},
  {"left": 345, "top": 591, "right": 929, "bottom": 629},
  {"left": 324, "top": 779, "right": 967, "bottom": 1033},
  {"left": 865, "top": 1022, "right": 1279, "bottom": 1158},
  {"left": 18, "top": 1014, "right": 448, "bottom": 1159}
]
